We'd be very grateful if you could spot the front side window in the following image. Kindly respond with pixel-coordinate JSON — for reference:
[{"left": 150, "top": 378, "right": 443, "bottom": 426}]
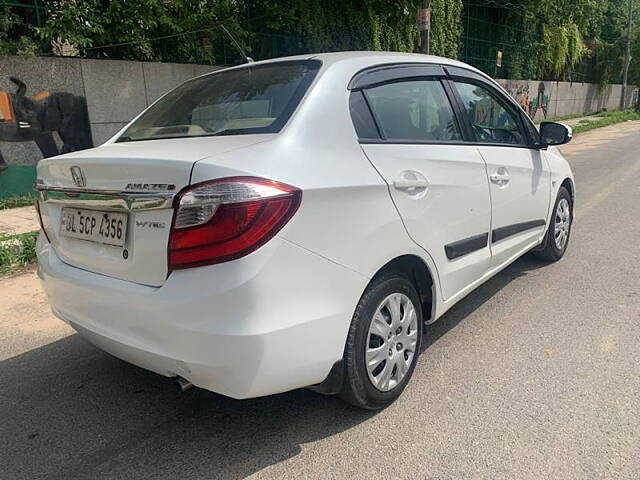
[
  {"left": 453, "top": 81, "right": 525, "bottom": 145},
  {"left": 365, "top": 80, "right": 461, "bottom": 142},
  {"left": 118, "top": 61, "right": 320, "bottom": 142}
]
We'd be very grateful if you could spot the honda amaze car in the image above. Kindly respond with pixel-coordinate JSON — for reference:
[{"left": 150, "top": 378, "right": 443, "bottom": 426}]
[{"left": 35, "top": 52, "right": 574, "bottom": 409}]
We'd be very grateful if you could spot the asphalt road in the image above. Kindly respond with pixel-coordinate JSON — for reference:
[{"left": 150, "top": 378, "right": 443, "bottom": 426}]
[{"left": 2, "top": 122, "right": 639, "bottom": 479}]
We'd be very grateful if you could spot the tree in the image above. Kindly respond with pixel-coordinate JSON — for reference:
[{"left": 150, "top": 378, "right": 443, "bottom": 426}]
[
  {"left": 592, "top": 0, "right": 640, "bottom": 88},
  {"left": 0, "top": 7, "right": 39, "bottom": 56},
  {"left": 38, "top": 0, "right": 246, "bottom": 63},
  {"left": 35, "top": 1, "right": 464, "bottom": 62}
]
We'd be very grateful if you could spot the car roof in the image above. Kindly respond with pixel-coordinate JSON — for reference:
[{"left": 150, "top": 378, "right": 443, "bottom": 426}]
[
  {"left": 312, "top": 51, "right": 473, "bottom": 69},
  {"left": 210, "top": 51, "right": 485, "bottom": 77}
]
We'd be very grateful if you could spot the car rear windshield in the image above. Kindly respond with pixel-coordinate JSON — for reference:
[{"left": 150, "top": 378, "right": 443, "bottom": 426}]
[{"left": 117, "top": 60, "right": 320, "bottom": 142}]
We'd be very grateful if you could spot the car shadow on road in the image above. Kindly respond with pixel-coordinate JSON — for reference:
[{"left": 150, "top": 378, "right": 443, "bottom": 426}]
[
  {"left": 2, "top": 256, "right": 548, "bottom": 479},
  {"left": 422, "top": 255, "right": 549, "bottom": 353}
]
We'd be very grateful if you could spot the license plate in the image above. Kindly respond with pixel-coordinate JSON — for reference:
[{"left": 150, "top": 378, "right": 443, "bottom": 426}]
[{"left": 60, "top": 208, "right": 128, "bottom": 247}]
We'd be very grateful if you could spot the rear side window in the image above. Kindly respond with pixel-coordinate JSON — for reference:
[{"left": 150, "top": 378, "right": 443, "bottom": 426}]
[
  {"left": 453, "top": 81, "right": 525, "bottom": 146},
  {"left": 364, "top": 80, "right": 461, "bottom": 142},
  {"left": 118, "top": 60, "right": 320, "bottom": 142}
]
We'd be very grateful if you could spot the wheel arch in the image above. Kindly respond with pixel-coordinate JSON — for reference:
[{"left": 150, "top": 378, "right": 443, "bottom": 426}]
[
  {"left": 310, "top": 253, "right": 437, "bottom": 396},
  {"left": 370, "top": 254, "right": 436, "bottom": 324},
  {"left": 560, "top": 177, "right": 575, "bottom": 203}
]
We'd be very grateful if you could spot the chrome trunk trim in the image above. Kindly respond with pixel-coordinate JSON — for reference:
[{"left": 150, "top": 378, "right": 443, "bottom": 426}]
[{"left": 35, "top": 182, "right": 175, "bottom": 211}]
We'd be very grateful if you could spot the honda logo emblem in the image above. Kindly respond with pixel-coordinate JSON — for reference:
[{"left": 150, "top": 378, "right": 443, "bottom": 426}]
[{"left": 70, "top": 166, "right": 86, "bottom": 187}]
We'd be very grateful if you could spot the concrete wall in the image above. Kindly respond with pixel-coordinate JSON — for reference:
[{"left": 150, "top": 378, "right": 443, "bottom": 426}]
[
  {"left": 496, "top": 78, "right": 638, "bottom": 122},
  {"left": 0, "top": 56, "right": 221, "bottom": 159},
  {"left": 0, "top": 56, "right": 221, "bottom": 196}
]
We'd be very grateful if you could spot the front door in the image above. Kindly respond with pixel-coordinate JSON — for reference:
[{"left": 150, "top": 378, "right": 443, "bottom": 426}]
[{"left": 451, "top": 79, "right": 551, "bottom": 268}]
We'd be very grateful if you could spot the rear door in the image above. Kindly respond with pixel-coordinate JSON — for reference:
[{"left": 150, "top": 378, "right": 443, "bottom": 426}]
[
  {"left": 351, "top": 65, "right": 493, "bottom": 301},
  {"left": 447, "top": 68, "right": 551, "bottom": 268}
]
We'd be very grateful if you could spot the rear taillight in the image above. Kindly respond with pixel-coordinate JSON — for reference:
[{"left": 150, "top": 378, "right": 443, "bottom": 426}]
[
  {"left": 35, "top": 199, "right": 50, "bottom": 243},
  {"left": 168, "top": 177, "right": 302, "bottom": 270}
]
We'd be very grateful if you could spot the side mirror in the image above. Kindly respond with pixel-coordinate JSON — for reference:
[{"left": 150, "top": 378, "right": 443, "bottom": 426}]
[{"left": 539, "top": 122, "right": 572, "bottom": 148}]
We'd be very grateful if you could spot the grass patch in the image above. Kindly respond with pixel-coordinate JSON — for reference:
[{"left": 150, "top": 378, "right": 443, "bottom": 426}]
[
  {"left": 0, "top": 194, "right": 37, "bottom": 210},
  {"left": 572, "top": 109, "right": 640, "bottom": 134},
  {"left": 0, "top": 231, "right": 39, "bottom": 274},
  {"left": 546, "top": 111, "right": 601, "bottom": 123}
]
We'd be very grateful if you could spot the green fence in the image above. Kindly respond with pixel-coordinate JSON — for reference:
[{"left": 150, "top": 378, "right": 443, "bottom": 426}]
[
  {"left": 460, "top": 6, "right": 594, "bottom": 82},
  {"left": 1, "top": 0, "right": 45, "bottom": 26},
  {"left": 461, "top": 11, "right": 539, "bottom": 79}
]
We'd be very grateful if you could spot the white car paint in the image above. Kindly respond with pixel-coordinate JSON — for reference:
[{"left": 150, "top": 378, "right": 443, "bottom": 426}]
[{"left": 36, "top": 52, "right": 575, "bottom": 399}]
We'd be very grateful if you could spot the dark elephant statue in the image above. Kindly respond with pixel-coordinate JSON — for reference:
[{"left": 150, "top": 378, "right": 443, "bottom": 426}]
[{"left": 0, "top": 77, "right": 93, "bottom": 174}]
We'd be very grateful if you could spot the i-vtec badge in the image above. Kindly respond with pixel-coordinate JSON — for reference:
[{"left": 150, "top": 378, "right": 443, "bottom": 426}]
[
  {"left": 125, "top": 183, "right": 176, "bottom": 191},
  {"left": 135, "top": 221, "right": 166, "bottom": 229}
]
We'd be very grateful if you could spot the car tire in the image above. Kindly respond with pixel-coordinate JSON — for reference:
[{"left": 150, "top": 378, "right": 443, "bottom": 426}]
[
  {"left": 533, "top": 186, "right": 572, "bottom": 262},
  {"left": 339, "top": 273, "right": 422, "bottom": 410}
]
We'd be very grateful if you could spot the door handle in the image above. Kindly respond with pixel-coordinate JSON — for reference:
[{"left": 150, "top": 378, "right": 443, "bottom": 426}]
[
  {"left": 394, "top": 179, "right": 429, "bottom": 190},
  {"left": 393, "top": 171, "right": 429, "bottom": 198},
  {"left": 489, "top": 168, "right": 510, "bottom": 186}
]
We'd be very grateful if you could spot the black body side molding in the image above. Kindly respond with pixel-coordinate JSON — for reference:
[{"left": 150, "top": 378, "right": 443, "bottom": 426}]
[
  {"left": 445, "top": 233, "right": 489, "bottom": 260},
  {"left": 491, "top": 219, "right": 546, "bottom": 243}
]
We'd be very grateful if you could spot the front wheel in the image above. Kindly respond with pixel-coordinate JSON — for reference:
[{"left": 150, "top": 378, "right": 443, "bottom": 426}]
[
  {"left": 339, "top": 273, "right": 422, "bottom": 410},
  {"left": 533, "top": 186, "right": 572, "bottom": 262}
]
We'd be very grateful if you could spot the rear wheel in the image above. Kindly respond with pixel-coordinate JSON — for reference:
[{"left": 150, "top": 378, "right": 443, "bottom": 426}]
[
  {"left": 533, "top": 186, "right": 572, "bottom": 262},
  {"left": 339, "top": 273, "right": 422, "bottom": 410}
]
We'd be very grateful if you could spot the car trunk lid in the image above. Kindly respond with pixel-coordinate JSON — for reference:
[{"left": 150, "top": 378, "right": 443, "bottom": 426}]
[{"left": 36, "top": 135, "right": 271, "bottom": 286}]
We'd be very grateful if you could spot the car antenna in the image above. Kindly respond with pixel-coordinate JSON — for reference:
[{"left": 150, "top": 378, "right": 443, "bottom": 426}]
[{"left": 219, "top": 23, "right": 254, "bottom": 64}]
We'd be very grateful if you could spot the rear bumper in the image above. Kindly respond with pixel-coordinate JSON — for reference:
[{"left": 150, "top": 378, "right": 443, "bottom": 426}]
[{"left": 37, "top": 234, "right": 367, "bottom": 399}]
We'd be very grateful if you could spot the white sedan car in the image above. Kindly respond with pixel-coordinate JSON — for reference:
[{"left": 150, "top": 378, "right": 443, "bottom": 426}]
[{"left": 35, "top": 52, "right": 574, "bottom": 409}]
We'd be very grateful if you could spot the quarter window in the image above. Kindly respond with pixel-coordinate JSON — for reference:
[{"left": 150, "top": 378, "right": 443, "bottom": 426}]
[
  {"left": 365, "top": 80, "right": 461, "bottom": 142},
  {"left": 349, "top": 90, "right": 380, "bottom": 140},
  {"left": 453, "top": 81, "right": 525, "bottom": 146}
]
